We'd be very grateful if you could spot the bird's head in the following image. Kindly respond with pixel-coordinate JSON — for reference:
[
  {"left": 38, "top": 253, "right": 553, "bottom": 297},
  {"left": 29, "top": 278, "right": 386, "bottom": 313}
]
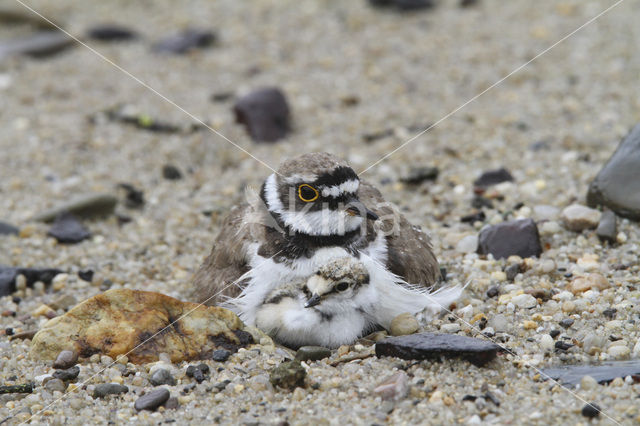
[
  {"left": 260, "top": 152, "right": 378, "bottom": 236},
  {"left": 303, "top": 257, "right": 370, "bottom": 308}
]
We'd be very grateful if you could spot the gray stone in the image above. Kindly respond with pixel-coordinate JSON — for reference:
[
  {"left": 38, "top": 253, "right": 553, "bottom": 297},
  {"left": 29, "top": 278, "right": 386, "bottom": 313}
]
[
  {"left": 542, "top": 360, "right": 640, "bottom": 387},
  {"left": 52, "top": 350, "right": 78, "bottom": 369},
  {"left": 211, "top": 349, "right": 231, "bottom": 362},
  {"left": 269, "top": 361, "right": 306, "bottom": 390},
  {"left": 152, "top": 29, "right": 216, "bottom": 54},
  {"left": 52, "top": 366, "right": 79, "bottom": 381},
  {"left": 93, "top": 383, "right": 128, "bottom": 398},
  {"left": 0, "top": 266, "right": 63, "bottom": 296},
  {"left": 234, "top": 87, "right": 290, "bottom": 143},
  {"left": 134, "top": 388, "right": 170, "bottom": 411},
  {"left": 43, "top": 378, "right": 66, "bottom": 393},
  {"left": 295, "top": 346, "right": 331, "bottom": 362},
  {"left": 0, "top": 31, "right": 74, "bottom": 60},
  {"left": 477, "top": 218, "right": 542, "bottom": 259},
  {"left": 587, "top": 124, "right": 640, "bottom": 220},
  {"left": 0, "top": 222, "right": 19, "bottom": 235},
  {"left": 33, "top": 193, "right": 118, "bottom": 223},
  {"left": 561, "top": 204, "right": 601, "bottom": 231},
  {"left": 373, "top": 371, "right": 409, "bottom": 401},
  {"left": 596, "top": 210, "right": 617, "bottom": 243},
  {"left": 47, "top": 213, "right": 91, "bottom": 244},
  {"left": 149, "top": 369, "right": 176, "bottom": 386}
]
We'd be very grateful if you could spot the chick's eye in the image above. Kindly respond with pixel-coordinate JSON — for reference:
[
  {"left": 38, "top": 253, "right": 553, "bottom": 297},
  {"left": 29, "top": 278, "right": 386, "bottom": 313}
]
[
  {"left": 336, "top": 282, "right": 349, "bottom": 292},
  {"left": 298, "top": 184, "right": 319, "bottom": 202}
]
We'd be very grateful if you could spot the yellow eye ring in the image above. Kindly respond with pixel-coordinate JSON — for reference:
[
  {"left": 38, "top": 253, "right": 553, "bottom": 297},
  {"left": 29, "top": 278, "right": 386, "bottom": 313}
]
[{"left": 298, "top": 184, "right": 319, "bottom": 202}]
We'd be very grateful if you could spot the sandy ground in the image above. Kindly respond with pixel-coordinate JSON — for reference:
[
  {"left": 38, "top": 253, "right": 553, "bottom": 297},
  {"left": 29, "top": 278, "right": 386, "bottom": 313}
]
[{"left": 1, "top": 0, "right": 640, "bottom": 424}]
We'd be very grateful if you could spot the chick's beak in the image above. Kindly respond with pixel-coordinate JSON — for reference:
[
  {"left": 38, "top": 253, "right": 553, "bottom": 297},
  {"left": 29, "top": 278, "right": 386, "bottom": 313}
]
[
  {"left": 304, "top": 293, "right": 321, "bottom": 308},
  {"left": 345, "top": 204, "right": 379, "bottom": 221}
]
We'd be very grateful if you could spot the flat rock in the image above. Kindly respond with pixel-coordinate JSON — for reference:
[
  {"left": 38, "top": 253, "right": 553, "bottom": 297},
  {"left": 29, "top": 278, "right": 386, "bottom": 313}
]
[
  {"left": 0, "top": 221, "right": 19, "bottom": 235},
  {"left": 295, "top": 346, "right": 331, "bottom": 362},
  {"left": 269, "top": 361, "right": 306, "bottom": 390},
  {"left": 234, "top": 87, "right": 290, "bottom": 143},
  {"left": 0, "top": 31, "right": 74, "bottom": 60},
  {"left": 52, "top": 366, "right": 79, "bottom": 381},
  {"left": 596, "top": 210, "right": 617, "bottom": 243},
  {"left": 86, "top": 25, "right": 138, "bottom": 41},
  {"left": 33, "top": 193, "right": 117, "bottom": 222},
  {"left": 375, "top": 332, "right": 500, "bottom": 367},
  {"left": 473, "top": 168, "right": 514, "bottom": 188},
  {"left": 162, "top": 164, "right": 183, "bottom": 180},
  {"left": 47, "top": 213, "right": 91, "bottom": 244},
  {"left": 587, "top": 123, "right": 640, "bottom": 220},
  {"left": 135, "top": 388, "right": 170, "bottom": 411},
  {"left": 152, "top": 29, "right": 216, "bottom": 54},
  {"left": 30, "top": 289, "right": 258, "bottom": 364},
  {"left": 560, "top": 204, "right": 601, "bottom": 232},
  {"left": 400, "top": 167, "right": 439, "bottom": 184},
  {"left": 150, "top": 369, "right": 176, "bottom": 386},
  {"left": 542, "top": 360, "right": 640, "bottom": 387},
  {"left": 369, "top": 0, "right": 436, "bottom": 11},
  {"left": 53, "top": 350, "right": 78, "bottom": 369},
  {"left": 477, "top": 218, "right": 542, "bottom": 259},
  {"left": 0, "top": 266, "right": 63, "bottom": 296},
  {"left": 93, "top": 383, "right": 128, "bottom": 398}
]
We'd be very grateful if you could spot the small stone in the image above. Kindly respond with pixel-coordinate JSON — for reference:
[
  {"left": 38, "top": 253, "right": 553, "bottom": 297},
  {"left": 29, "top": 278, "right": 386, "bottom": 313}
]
[
  {"left": 440, "top": 323, "right": 461, "bottom": 333},
  {"left": 47, "top": 213, "right": 91, "bottom": 244},
  {"left": 87, "top": 25, "right": 137, "bottom": 41},
  {"left": 373, "top": 371, "right": 409, "bottom": 401},
  {"left": 186, "top": 365, "right": 207, "bottom": 383},
  {"left": 211, "top": 349, "right": 231, "bottom": 362},
  {"left": 540, "top": 334, "right": 554, "bottom": 351},
  {"left": 0, "top": 221, "right": 19, "bottom": 235},
  {"left": 162, "top": 164, "right": 183, "bottom": 180},
  {"left": 559, "top": 318, "right": 574, "bottom": 328},
  {"left": 149, "top": 369, "right": 176, "bottom": 386},
  {"left": 477, "top": 219, "right": 542, "bottom": 259},
  {"left": 49, "top": 294, "right": 77, "bottom": 311},
  {"left": 596, "top": 210, "right": 617, "bottom": 243},
  {"left": 93, "top": 383, "right": 128, "bottom": 398},
  {"left": 164, "top": 397, "right": 179, "bottom": 410},
  {"left": 608, "top": 345, "right": 630, "bottom": 359},
  {"left": 369, "top": 0, "right": 436, "bottom": 11},
  {"left": 135, "top": 388, "right": 170, "bottom": 411},
  {"left": 455, "top": 235, "right": 478, "bottom": 254},
  {"left": 581, "top": 403, "right": 600, "bottom": 418},
  {"left": 295, "top": 346, "right": 331, "bottom": 362},
  {"left": 0, "top": 266, "right": 63, "bottom": 296},
  {"left": 580, "top": 375, "right": 598, "bottom": 390},
  {"left": 523, "top": 321, "right": 537, "bottom": 330},
  {"left": 561, "top": 204, "right": 601, "bottom": 231},
  {"left": 33, "top": 193, "right": 117, "bottom": 222},
  {"left": 512, "top": 294, "right": 537, "bottom": 309},
  {"left": 400, "top": 167, "right": 439, "bottom": 184},
  {"left": 234, "top": 87, "right": 290, "bottom": 142},
  {"left": 486, "top": 286, "right": 499, "bottom": 298},
  {"left": 43, "top": 378, "right": 66, "bottom": 393},
  {"left": 152, "top": 29, "right": 216, "bottom": 54},
  {"left": 473, "top": 168, "right": 514, "bottom": 188},
  {"left": 0, "top": 31, "right": 74, "bottom": 59},
  {"left": 555, "top": 341, "right": 573, "bottom": 351},
  {"left": 602, "top": 308, "right": 617, "bottom": 319},
  {"left": 390, "top": 313, "right": 419, "bottom": 336},
  {"left": 0, "top": 383, "right": 33, "bottom": 394},
  {"left": 53, "top": 350, "right": 78, "bottom": 369},
  {"left": 52, "top": 366, "right": 79, "bottom": 381},
  {"left": 269, "top": 361, "right": 306, "bottom": 390},
  {"left": 568, "top": 273, "right": 610, "bottom": 295},
  {"left": 118, "top": 183, "right": 144, "bottom": 209}
]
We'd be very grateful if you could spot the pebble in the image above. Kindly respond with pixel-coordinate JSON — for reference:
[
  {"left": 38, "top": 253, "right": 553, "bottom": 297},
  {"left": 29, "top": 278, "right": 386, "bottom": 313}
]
[
  {"left": 587, "top": 123, "right": 640, "bottom": 220},
  {"left": 477, "top": 219, "right": 542, "bottom": 259},
  {"left": 53, "top": 366, "right": 80, "bottom": 381},
  {"left": 0, "top": 31, "right": 74, "bottom": 59},
  {"left": 211, "top": 349, "right": 231, "bottom": 362},
  {"left": 0, "top": 221, "right": 19, "bottom": 235},
  {"left": 43, "top": 378, "right": 66, "bottom": 393},
  {"left": 400, "top": 166, "right": 439, "bottom": 184},
  {"left": 269, "top": 361, "right": 306, "bottom": 390},
  {"left": 568, "top": 273, "right": 610, "bottom": 295},
  {"left": 86, "top": 25, "right": 138, "bottom": 42},
  {"left": 53, "top": 350, "right": 78, "bottom": 369},
  {"left": 118, "top": 183, "right": 145, "bottom": 209},
  {"left": 504, "top": 264, "right": 520, "bottom": 281},
  {"left": 455, "top": 235, "right": 478, "bottom": 254},
  {"left": 149, "top": 368, "right": 176, "bottom": 386},
  {"left": 596, "top": 210, "right": 617, "bottom": 243},
  {"left": 233, "top": 87, "right": 290, "bottom": 142},
  {"left": 93, "top": 383, "right": 129, "bottom": 398},
  {"left": 440, "top": 323, "right": 461, "bottom": 333},
  {"left": 580, "top": 375, "right": 598, "bottom": 390},
  {"left": 134, "top": 388, "right": 169, "bottom": 411},
  {"left": 581, "top": 403, "right": 601, "bottom": 418},
  {"left": 33, "top": 193, "right": 117, "bottom": 222},
  {"left": 186, "top": 364, "right": 208, "bottom": 383},
  {"left": 559, "top": 318, "right": 574, "bottom": 329},
  {"left": 539, "top": 334, "right": 554, "bottom": 351},
  {"left": 607, "top": 345, "right": 630, "bottom": 359},
  {"left": 369, "top": 0, "right": 436, "bottom": 11},
  {"left": 486, "top": 286, "right": 499, "bottom": 298},
  {"left": 473, "top": 167, "right": 514, "bottom": 188},
  {"left": 512, "top": 294, "right": 537, "bottom": 309},
  {"left": 373, "top": 371, "right": 409, "bottom": 401},
  {"left": 295, "top": 346, "right": 331, "bottom": 362},
  {"left": 560, "top": 204, "right": 601, "bottom": 231},
  {"left": 50, "top": 294, "right": 77, "bottom": 311},
  {"left": 153, "top": 29, "right": 216, "bottom": 54},
  {"left": 162, "top": 164, "right": 183, "bottom": 180},
  {"left": 0, "top": 266, "right": 63, "bottom": 296},
  {"left": 390, "top": 313, "right": 419, "bottom": 336}
]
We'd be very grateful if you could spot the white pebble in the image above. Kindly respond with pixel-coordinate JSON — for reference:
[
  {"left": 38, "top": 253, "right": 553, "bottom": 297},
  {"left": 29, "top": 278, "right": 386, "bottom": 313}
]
[
  {"left": 512, "top": 294, "right": 537, "bottom": 309},
  {"left": 607, "top": 345, "right": 630, "bottom": 359},
  {"left": 580, "top": 375, "right": 598, "bottom": 390},
  {"left": 455, "top": 235, "right": 478, "bottom": 254},
  {"left": 539, "top": 334, "right": 554, "bottom": 351},
  {"left": 440, "top": 323, "right": 461, "bottom": 333}
]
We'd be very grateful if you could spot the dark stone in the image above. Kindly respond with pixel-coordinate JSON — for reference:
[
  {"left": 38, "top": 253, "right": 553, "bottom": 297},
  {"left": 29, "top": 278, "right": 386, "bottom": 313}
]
[
  {"left": 471, "top": 196, "right": 493, "bottom": 209},
  {"left": 0, "top": 221, "right": 19, "bottom": 235},
  {"left": 0, "top": 383, "right": 33, "bottom": 394},
  {"left": 543, "top": 360, "right": 640, "bottom": 387},
  {"left": 459, "top": 0, "right": 479, "bottom": 6},
  {"left": 47, "top": 213, "right": 91, "bottom": 244},
  {"left": 0, "top": 266, "right": 64, "bottom": 296},
  {"left": 369, "top": 0, "right": 436, "bottom": 11},
  {"left": 210, "top": 92, "right": 234, "bottom": 102},
  {"left": 233, "top": 87, "right": 290, "bottom": 143},
  {"left": 93, "top": 383, "right": 128, "bottom": 398},
  {"left": 461, "top": 211, "right": 485, "bottom": 224},
  {"left": 135, "top": 388, "right": 170, "bottom": 411},
  {"left": 53, "top": 350, "right": 78, "bottom": 369},
  {"left": 400, "top": 167, "right": 439, "bottom": 184},
  {"left": 118, "top": 183, "right": 145, "bottom": 209},
  {"left": 549, "top": 330, "right": 560, "bottom": 339},
  {"left": 164, "top": 397, "right": 179, "bottom": 410},
  {"left": 197, "top": 363, "right": 210, "bottom": 375},
  {"left": 602, "top": 308, "right": 617, "bottom": 319},
  {"left": 213, "top": 380, "right": 230, "bottom": 391},
  {"left": 78, "top": 270, "right": 94, "bottom": 283},
  {"left": 269, "top": 361, "right": 306, "bottom": 390},
  {"left": 486, "top": 286, "right": 499, "bottom": 298},
  {"left": 149, "top": 369, "right": 176, "bottom": 386},
  {"left": 53, "top": 366, "right": 80, "bottom": 381},
  {"left": 152, "top": 29, "right": 216, "bottom": 54},
  {"left": 0, "top": 31, "right": 74, "bottom": 60},
  {"left": 484, "top": 391, "right": 500, "bottom": 406},
  {"left": 186, "top": 365, "right": 208, "bottom": 383},
  {"left": 477, "top": 218, "right": 542, "bottom": 259},
  {"left": 559, "top": 318, "right": 574, "bottom": 329},
  {"left": 596, "top": 210, "right": 617, "bottom": 243},
  {"left": 554, "top": 341, "right": 573, "bottom": 351},
  {"left": 504, "top": 264, "right": 520, "bottom": 281},
  {"left": 33, "top": 194, "right": 118, "bottom": 222},
  {"left": 295, "top": 346, "right": 331, "bottom": 362},
  {"left": 473, "top": 168, "right": 514, "bottom": 188},
  {"left": 375, "top": 332, "right": 500, "bottom": 367},
  {"left": 87, "top": 25, "right": 138, "bottom": 41},
  {"left": 581, "top": 403, "right": 600, "bottom": 418},
  {"left": 104, "top": 105, "right": 187, "bottom": 134},
  {"left": 587, "top": 124, "right": 640, "bottom": 220},
  {"left": 211, "top": 349, "right": 231, "bottom": 362},
  {"left": 162, "top": 164, "right": 183, "bottom": 180}
]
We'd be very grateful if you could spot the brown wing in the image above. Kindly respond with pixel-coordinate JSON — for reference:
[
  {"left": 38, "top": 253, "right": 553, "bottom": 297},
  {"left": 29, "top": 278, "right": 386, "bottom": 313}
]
[
  {"left": 188, "top": 204, "right": 254, "bottom": 306},
  {"left": 358, "top": 180, "right": 440, "bottom": 288}
]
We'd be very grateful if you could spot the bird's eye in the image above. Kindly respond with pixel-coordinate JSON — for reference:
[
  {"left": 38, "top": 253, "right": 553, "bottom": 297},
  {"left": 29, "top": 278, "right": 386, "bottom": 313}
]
[
  {"left": 335, "top": 281, "right": 349, "bottom": 292},
  {"left": 298, "top": 184, "right": 319, "bottom": 202}
]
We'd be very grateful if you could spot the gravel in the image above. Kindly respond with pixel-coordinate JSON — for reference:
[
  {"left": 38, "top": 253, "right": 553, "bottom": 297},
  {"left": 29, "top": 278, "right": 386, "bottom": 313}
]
[{"left": 1, "top": 0, "right": 640, "bottom": 424}]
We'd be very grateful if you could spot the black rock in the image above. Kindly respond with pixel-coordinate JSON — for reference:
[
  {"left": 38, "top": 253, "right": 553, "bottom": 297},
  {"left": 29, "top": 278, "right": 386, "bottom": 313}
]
[
  {"left": 295, "top": 346, "right": 331, "bottom": 362},
  {"left": 400, "top": 167, "right": 439, "bottom": 184},
  {"left": 474, "top": 168, "right": 514, "bottom": 188},
  {"left": 581, "top": 403, "right": 600, "bottom": 418},
  {"left": 134, "top": 388, "right": 170, "bottom": 411},
  {"left": 461, "top": 211, "right": 485, "bottom": 224},
  {"left": 53, "top": 350, "right": 78, "bottom": 369},
  {"left": 33, "top": 193, "right": 118, "bottom": 222},
  {"left": 549, "top": 330, "right": 561, "bottom": 339},
  {"left": 152, "top": 29, "right": 216, "bottom": 54},
  {"left": 369, "top": 0, "right": 436, "bottom": 11},
  {"left": 162, "top": 164, "right": 183, "bottom": 180},
  {"left": 87, "top": 25, "right": 138, "bottom": 41},
  {"left": 543, "top": 360, "right": 640, "bottom": 387},
  {"left": 93, "top": 383, "right": 129, "bottom": 398},
  {"left": 53, "top": 366, "right": 80, "bottom": 381},
  {"left": 118, "top": 183, "right": 145, "bottom": 209},
  {"left": 0, "top": 31, "right": 74, "bottom": 60},
  {"left": 459, "top": 0, "right": 479, "bottom": 6},
  {"left": 486, "top": 286, "right": 499, "bottom": 298},
  {"left": 150, "top": 369, "right": 176, "bottom": 386},
  {"left": 596, "top": 210, "right": 617, "bottom": 243},
  {"left": 0, "top": 221, "right": 19, "bottom": 235},
  {"left": 213, "top": 380, "right": 231, "bottom": 391},
  {"left": 554, "top": 341, "right": 573, "bottom": 351},
  {"left": 47, "top": 213, "right": 91, "bottom": 244},
  {"left": 78, "top": 270, "right": 94, "bottom": 283},
  {"left": 233, "top": 87, "right": 290, "bottom": 143},
  {"left": 269, "top": 361, "right": 306, "bottom": 390},
  {"left": 375, "top": 332, "right": 500, "bottom": 367},
  {"left": 0, "top": 266, "right": 63, "bottom": 296},
  {"left": 0, "top": 383, "right": 33, "bottom": 394},
  {"left": 471, "top": 196, "right": 493, "bottom": 209},
  {"left": 211, "top": 349, "right": 231, "bottom": 362},
  {"left": 559, "top": 318, "right": 574, "bottom": 329},
  {"left": 602, "top": 308, "right": 617, "bottom": 319},
  {"left": 186, "top": 364, "right": 208, "bottom": 383},
  {"left": 587, "top": 124, "right": 640, "bottom": 220},
  {"left": 477, "top": 218, "right": 542, "bottom": 259},
  {"left": 504, "top": 264, "right": 520, "bottom": 281}
]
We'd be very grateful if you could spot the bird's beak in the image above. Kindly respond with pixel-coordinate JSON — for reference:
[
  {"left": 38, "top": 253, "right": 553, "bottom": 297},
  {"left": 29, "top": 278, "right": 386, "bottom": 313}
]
[
  {"left": 304, "top": 293, "right": 321, "bottom": 308},
  {"left": 345, "top": 204, "right": 379, "bottom": 221}
]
